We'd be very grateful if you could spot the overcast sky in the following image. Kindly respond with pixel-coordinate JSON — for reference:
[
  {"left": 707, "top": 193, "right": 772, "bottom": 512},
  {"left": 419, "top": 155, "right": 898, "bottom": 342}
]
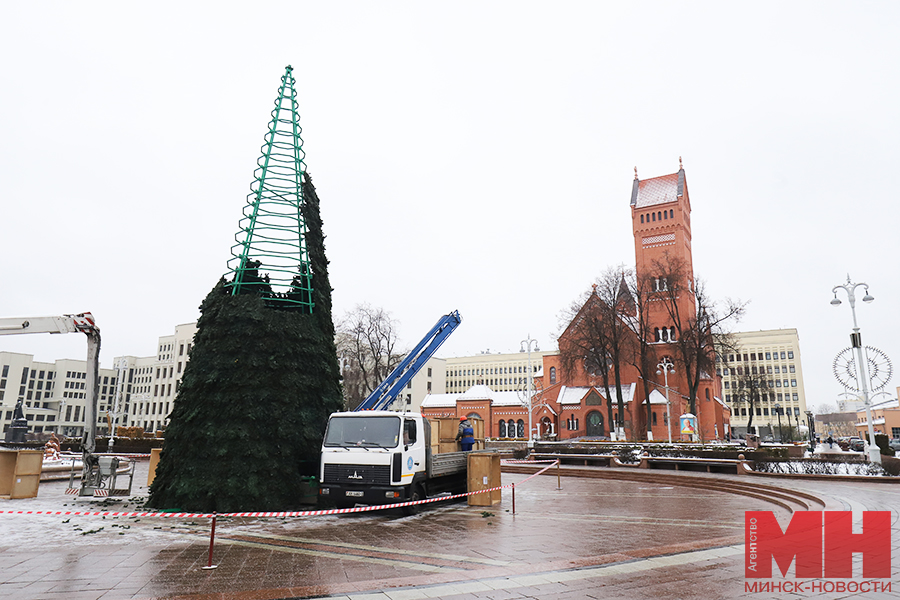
[{"left": 2, "top": 2, "right": 898, "bottom": 411}]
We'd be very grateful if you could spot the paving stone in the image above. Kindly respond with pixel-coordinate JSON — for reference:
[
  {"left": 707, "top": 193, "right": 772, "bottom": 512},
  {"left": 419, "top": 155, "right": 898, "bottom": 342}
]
[{"left": 1, "top": 460, "right": 898, "bottom": 599}]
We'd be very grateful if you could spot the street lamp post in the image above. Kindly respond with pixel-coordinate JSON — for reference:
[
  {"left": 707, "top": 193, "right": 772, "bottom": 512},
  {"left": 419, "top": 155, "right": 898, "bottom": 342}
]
[
  {"left": 805, "top": 410, "right": 815, "bottom": 452},
  {"left": 657, "top": 358, "right": 675, "bottom": 444},
  {"left": 774, "top": 403, "right": 783, "bottom": 442},
  {"left": 520, "top": 335, "right": 539, "bottom": 448},
  {"left": 831, "top": 276, "right": 881, "bottom": 464}
]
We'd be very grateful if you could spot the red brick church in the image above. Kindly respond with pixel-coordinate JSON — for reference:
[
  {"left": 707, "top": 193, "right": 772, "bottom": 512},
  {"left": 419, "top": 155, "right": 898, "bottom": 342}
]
[{"left": 422, "top": 162, "right": 730, "bottom": 442}]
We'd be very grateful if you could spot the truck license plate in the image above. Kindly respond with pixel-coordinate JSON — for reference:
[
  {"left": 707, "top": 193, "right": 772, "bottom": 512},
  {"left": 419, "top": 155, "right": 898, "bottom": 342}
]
[{"left": 346, "top": 491, "right": 364, "bottom": 497}]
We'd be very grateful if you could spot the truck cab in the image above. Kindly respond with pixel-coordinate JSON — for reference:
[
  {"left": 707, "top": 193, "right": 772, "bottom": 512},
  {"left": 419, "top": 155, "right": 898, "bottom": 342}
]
[
  {"left": 319, "top": 411, "right": 428, "bottom": 508},
  {"left": 319, "top": 411, "right": 467, "bottom": 511}
]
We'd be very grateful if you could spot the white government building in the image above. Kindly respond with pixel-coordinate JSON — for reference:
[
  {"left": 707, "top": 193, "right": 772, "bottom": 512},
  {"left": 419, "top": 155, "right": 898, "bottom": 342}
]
[{"left": 716, "top": 328, "right": 808, "bottom": 438}]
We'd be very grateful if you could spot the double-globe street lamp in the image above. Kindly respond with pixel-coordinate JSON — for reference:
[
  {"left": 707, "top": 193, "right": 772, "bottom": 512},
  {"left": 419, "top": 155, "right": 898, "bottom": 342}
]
[
  {"left": 656, "top": 358, "right": 675, "bottom": 444},
  {"left": 830, "top": 277, "right": 881, "bottom": 464},
  {"left": 520, "top": 335, "right": 539, "bottom": 447}
]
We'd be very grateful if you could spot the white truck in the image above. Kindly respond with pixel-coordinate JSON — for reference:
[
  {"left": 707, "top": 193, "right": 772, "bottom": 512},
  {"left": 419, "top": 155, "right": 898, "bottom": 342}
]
[{"left": 319, "top": 411, "right": 468, "bottom": 514}]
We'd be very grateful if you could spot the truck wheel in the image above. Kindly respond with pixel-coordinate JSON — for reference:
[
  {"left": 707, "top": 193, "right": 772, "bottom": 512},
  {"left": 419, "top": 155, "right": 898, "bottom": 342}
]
[{"left": 402, "top": 485, "right": 424, "bottom": 516}]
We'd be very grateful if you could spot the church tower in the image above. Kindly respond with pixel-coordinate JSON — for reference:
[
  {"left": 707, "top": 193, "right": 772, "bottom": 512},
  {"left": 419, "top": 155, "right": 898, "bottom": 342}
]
[
  {"left": 629, "top": 160, "right": 725, "bottom": 440},
  {"left": 630, "top": 159, "right": 696, "bottom": 340},
  {"left": 630, "top": 158, "right": 693, "bottom": 283}
]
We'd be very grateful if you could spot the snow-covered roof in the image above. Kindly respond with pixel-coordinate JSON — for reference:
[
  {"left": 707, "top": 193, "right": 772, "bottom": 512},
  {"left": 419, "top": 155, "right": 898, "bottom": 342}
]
[
  {"left": 870, "top": 398, "right": 899, "bottom": 410},
  {"left": 558, "top": 386, "right": 590, "bottom": 405},
  {"left": 421, "top": 385, "right": 530, "bottom": 409},
  {"left": 630, "top": 172, "right": 682, "bottom": 208},
  {"left": 492, "top": 391, "right": 529, "bottom": 406},
  {"left": 420, "top": 393, "right": 457, "bottom": 408},
  {"left": 647, "top": 389, "right": 670, "bottom": 405},
  {"left": 714, "top": 395, "right": 730, "bottom": 411},
  {"left": 459, "top": 384, "right": 493, "bottom": 400},
  {"left": 558, "top": 383, "right": 638, "bottom": 405},
  {"left": 597, "top": 382, "right": 637, "bottom": 405}
]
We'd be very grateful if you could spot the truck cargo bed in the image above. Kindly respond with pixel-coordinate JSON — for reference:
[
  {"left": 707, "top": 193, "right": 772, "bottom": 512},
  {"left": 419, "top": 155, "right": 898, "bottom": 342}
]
[{"left": 429, "top": 450, "right": 468, "bottom": 477}]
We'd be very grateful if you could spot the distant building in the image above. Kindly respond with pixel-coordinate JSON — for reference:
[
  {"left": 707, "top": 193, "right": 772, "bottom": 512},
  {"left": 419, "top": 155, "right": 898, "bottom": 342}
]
[
  {"left": 716, "top": 328, "right": 808, "bottom": 437},
  {"left": 119, "top": 322, "right": 197, "bottom": 433},
  {"left": 444, "top": 350, "right": 552, "bottom": 394},
  {"left": 854, "top": 397, "right": 900, "bottom": 440},
  {"left": 385, "top": 356, "right": 445, "bottom": 412},
  {"left": 0, "top": 351, "right": 122, "bottom": 438}
]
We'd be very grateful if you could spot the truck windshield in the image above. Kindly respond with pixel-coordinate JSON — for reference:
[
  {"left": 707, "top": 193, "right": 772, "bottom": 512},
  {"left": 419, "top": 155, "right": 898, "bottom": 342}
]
[{"left": 324, "top": 415, "right": 401, "bottom": 449}]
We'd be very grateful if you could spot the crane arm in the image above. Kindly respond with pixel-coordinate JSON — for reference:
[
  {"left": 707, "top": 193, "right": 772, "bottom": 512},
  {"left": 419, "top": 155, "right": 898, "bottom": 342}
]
[
  {"left": 0, "top": 313, "right": 98, "bottom": 336},
  {"left": 0, "top": 312, "right": 103, "bottom": 493},
  {"left": 355, "top": 310, "right": 461, "bottom": 412}
]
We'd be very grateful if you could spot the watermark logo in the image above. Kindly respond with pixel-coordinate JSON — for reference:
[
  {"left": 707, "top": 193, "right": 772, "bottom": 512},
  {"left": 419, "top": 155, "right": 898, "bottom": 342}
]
[{"left": 745, "top": 511, "right": 891, "bottom": 579}]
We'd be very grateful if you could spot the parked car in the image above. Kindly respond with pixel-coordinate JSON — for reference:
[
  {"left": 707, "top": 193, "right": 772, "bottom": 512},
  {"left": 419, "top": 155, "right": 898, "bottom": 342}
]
[
  {"left": 889, "top": 439, "right": 900, "bottom": 452},
  {"left": 849, "top": 438, "right": 865, "bottom": 452}
]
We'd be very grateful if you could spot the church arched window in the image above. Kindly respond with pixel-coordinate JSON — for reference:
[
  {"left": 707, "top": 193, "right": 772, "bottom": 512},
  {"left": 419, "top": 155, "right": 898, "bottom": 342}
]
[
  {"left": 550, "top": 366, "right": 557, "bottom": 384},
  {"left": 498, "top": 419, "right": 507, "bottom": 438},
  {"left": 654, "top": 327, "right": 661, "bottom": 342},
  {"left": 652, "top": 212, "right": 656, "bottom": 222},
  {"left": 640, "top": 214, "right": 644, "bottom": 223},
  {"left": 670, "top": 209, "right": 674, "bottom": 218},
  {"left": 669, "top": 327, "right": 676, "bottom": 341}
]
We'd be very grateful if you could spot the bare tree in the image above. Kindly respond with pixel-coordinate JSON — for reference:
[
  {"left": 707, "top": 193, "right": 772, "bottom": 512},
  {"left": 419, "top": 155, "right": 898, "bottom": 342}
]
[
  {"left": 335, "top": 304, "right": 404, "bottom": 410},
  {"left": 558, "top": 266, "right": 635, "bottom": 439},
  {"left": 652, "top": 254, "right": 745, "bottom": 415},
  {"left": 727, "top": 358, "right": 771, "bottom": 434},
  {"left": 625, "top": 269, "right": 658, "bottom": 440}
]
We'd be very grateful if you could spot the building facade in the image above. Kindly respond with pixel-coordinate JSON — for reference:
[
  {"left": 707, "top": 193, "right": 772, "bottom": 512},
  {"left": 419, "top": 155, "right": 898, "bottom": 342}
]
[
  {"left": 121, "top": 322, "right": 198, "bottom": 433},
  {"left": 716, "top": 328, "right": 808, "bottom": 438},
  {"left": 854, "top": 398, "right": 900, "bottom": 440},
  {"left": 444, "top": 350, "right": 551, "bottom": 394},
  {"left": 0, "top": 351, "right": 123, "bottom": 438}
]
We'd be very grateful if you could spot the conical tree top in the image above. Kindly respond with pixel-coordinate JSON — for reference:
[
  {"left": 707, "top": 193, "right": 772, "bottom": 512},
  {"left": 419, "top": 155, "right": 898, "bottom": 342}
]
[{"left": 225, "top": 65, "right": 313, "bottom": 311}]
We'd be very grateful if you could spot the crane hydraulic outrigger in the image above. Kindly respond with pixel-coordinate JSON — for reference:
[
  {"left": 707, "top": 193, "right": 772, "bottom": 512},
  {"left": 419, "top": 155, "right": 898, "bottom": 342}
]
[
  {"left": 0, "top": 313, "right": 113, "bottom": 496},
  {"left": 354, "top": 310, "right": 461, "bottom": 412}
]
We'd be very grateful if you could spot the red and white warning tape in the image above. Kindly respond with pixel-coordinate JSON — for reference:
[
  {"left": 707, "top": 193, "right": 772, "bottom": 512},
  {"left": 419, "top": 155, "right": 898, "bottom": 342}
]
[{"left": 2, "top": 460, "right": 560, "bottom": 520}]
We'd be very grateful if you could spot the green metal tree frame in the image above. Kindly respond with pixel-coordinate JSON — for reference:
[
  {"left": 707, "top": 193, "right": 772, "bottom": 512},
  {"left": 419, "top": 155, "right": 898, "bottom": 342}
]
[{"left": 226, "top": 65, "right": 313, "bottom": 312}]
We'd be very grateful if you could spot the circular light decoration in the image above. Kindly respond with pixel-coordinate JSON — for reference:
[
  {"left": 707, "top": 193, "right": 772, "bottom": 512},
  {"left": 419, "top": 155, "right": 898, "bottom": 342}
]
[{"left": 832, "top": 346, "right": 893, "bottom": 392}]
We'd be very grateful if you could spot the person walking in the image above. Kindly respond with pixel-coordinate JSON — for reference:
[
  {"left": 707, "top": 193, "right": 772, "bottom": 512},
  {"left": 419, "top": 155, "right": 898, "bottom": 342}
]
[{"left": 456, "top": 416, "right": 475, "bottom": 451}]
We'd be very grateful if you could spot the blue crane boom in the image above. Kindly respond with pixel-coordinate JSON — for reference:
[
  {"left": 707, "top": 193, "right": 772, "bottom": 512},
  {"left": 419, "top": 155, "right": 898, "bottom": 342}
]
[{"left": 354, "top": 310, "right": 462, "bottom": 412}]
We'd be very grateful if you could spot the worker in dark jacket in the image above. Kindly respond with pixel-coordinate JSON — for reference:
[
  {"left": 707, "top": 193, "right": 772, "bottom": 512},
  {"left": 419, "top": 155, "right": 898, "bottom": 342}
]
[{"left": 456, "top": 416, "right": 475, "bottom": 451}]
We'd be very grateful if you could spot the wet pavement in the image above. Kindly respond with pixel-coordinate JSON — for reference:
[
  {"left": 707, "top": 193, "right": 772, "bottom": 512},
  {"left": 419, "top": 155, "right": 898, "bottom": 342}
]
[{"left": 0, "top": 459, "right": 898, "bottom": 599}]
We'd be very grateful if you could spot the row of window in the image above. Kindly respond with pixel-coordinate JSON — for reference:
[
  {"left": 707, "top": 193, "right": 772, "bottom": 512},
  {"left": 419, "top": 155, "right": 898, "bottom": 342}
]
[
  {"left": 450, "top": 365, "right": 538, "bottom": 377},
  {"left": 724, "top": 379, "right": 797, "bottom": 389},
  {"left": 726, "top": 392, "right": 799, "bottom": 403},
  {"left": 720, "top": 364, "right": 795, "bottom": 376},
  {"left": 734, "top": 406, "right": 801, "bottom": 417},
  {"left": 640, "top": 209, "right": 675, "bottom": 224},
  {"left": 448, "top": 377, "right": 530, "bottom": 388},
  {"left": 721, "top": 351, "right": 795, "bottom": 363},
  {"left": 654, "top": 327, "right": 677, "bottom": 342},
  {"left": 497, "top": 419, "right": 525, "bottom": 438}
]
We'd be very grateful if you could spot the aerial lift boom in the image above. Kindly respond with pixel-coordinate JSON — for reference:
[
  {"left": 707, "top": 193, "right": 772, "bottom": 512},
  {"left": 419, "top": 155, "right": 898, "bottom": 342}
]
[
  {"left": 354, "top": 311, "right": 461, "bottom": 412},
  {"left": 0, "top": 313, "right": 105, "bottom": 494}
]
